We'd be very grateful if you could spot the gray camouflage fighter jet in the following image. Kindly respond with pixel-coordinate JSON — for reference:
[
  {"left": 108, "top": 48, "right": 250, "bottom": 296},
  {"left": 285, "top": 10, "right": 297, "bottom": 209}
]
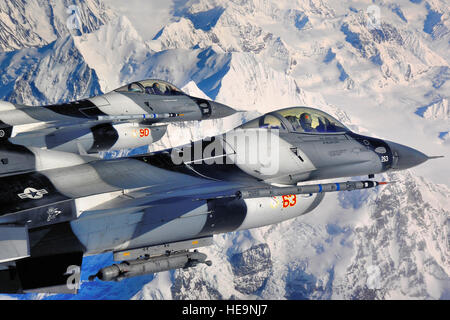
[
  {"left": 0, "top": 106, "right": 440, "bottom": 293},
  {"left": 0, "top": 79, "right": 235, "bottom": 154}
]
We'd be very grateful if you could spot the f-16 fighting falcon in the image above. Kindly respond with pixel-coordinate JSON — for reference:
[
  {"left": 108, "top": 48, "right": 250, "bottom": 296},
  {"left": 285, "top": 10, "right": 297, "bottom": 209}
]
[
  {"left": 0, "top": 106, "right": 441, "bottom": 293},
  {"left": 0, "top": 79, "right": 236, "bottom": 154}
]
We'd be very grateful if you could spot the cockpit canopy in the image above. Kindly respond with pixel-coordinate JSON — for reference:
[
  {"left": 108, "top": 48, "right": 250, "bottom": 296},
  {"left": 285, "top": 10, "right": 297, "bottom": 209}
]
[
  {"left": 240, "top": 107, "right": 349, "bottom": 134},
  {"left": 114, "top": 79, "right": 185, "bottom": 96}
]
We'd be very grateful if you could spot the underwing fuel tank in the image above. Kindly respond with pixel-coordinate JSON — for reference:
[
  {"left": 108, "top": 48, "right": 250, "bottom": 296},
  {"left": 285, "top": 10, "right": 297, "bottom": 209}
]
[
  {"left": 90, "top": 251, "right": 211, "bottom": 282},
  {"left": 10, "top": 123, "right": 167, "bottom": 154}
]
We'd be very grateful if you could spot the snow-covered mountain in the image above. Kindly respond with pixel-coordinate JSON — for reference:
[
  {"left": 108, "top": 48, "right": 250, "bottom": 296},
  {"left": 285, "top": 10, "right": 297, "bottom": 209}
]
[
  {"left": 0, "top": 0, "right": 449, "bottom": 300},
  {"left": 0, "top": 35, "right": 101, "bottom": 105},
  {"left": 0, "top": 0, "right": 114, "bottom": 52}
]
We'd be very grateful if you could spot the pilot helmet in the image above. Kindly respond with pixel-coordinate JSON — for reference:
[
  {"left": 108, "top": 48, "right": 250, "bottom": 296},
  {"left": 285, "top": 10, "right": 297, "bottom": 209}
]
[
  {"left": 151, "top": 82, "right": 163, "bottom": 93},
  {"left": 299, "top": 113, "right": 312, "bottom": 126}
]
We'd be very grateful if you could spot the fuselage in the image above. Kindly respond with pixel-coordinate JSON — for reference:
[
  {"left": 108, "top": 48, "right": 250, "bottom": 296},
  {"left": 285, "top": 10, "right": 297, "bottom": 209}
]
[{"left": 0, "top": 79, "right": 235, "bottom": 154}]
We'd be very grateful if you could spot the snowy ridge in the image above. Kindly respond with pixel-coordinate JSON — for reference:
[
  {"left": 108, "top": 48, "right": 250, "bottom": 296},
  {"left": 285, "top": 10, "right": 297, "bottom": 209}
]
[
  {"left": 417, "top": 97, "right": 449, "bottom": 120},
  {"left": 0, "top": 0, "right": 114, "bottom": 52},
  {"left": 335, "top": 171, "right": 450, "bottom": 299},
  {"left": 73, "top": 16, "right": 153, "bottom": 92},
  {"left": 0, "top": 35, "right": 101, "bottom": 105}
]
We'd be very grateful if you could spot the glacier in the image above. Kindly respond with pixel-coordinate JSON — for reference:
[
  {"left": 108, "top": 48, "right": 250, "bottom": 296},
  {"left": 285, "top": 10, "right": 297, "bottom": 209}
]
[{"left": 0, "top": 0, "right": 448, "bottom": 300}]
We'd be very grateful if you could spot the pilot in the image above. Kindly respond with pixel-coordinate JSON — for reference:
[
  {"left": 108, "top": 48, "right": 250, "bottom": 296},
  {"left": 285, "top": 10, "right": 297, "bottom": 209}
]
[
  {"left": 285, "top": 115, "right": 301, "bottom": 131},
  {"left": 152, "top": 83, "right": 164, "bottom": 95},
  {"left": 299, "top": 113, "right": 315, "bottom": 132}
]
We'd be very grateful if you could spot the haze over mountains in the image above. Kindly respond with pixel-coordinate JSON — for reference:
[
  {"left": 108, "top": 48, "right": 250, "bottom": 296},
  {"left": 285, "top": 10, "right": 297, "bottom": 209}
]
[{"left": 0, "top": 0, "right": 448, "bottom": 299}]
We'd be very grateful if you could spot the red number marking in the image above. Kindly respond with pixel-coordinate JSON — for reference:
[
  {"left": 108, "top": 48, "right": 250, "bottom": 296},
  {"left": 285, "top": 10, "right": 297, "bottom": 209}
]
[
  {"left": 282, "top": 195, "right": 290, "bottom": 208},
  {"left": 139, "top": 128, "right": 150, "bottom": 137},
  {"left": 290, "top": 195, "right": 296, "bottom": 206},
  {"left": 282, "top": 195, "right": 297, "bottom": 208}
]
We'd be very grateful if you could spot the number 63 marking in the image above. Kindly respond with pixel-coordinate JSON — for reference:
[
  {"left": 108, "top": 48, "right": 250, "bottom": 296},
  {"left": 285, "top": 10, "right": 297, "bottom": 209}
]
[{"left": 282, "top": 195, "right": 297, "bottom": 208}]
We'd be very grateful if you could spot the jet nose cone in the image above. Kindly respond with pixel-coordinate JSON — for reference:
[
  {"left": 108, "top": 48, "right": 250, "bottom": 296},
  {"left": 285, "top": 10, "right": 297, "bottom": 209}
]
[
  {"left": 387, "top": 141, "right": 429, "bottom": 170},
  {"left": 209, "top": 101, "right": 236, "bottom": 119}
]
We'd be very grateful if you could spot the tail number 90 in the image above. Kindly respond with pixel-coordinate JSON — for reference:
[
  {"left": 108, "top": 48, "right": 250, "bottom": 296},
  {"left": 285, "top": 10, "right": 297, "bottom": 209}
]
[
  {"left": 139, "top": 128, "right": 150, "bottom": 137},
  {"left": 282, "top": 195, "right": 297, "bottom": 208}
]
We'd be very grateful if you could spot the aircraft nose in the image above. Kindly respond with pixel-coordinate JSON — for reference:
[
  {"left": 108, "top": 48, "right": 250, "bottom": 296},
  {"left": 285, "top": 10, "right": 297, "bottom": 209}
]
[
  {"left": 209, "top": 101, "right": 236, "bottom": 119},
  {"left": 386, "top": 141, "right": 429, "bottom": 170}
]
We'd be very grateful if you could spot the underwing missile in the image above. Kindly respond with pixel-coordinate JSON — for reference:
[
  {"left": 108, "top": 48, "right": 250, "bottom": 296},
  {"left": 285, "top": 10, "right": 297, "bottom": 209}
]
[{"left": 237, "top": 181, "right": 388, "bottom": 199}]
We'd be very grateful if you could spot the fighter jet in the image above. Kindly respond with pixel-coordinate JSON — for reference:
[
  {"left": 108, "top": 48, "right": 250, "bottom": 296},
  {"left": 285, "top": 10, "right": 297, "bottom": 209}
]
[
  {"left": 0, "top": 106, "right": 440, "bottom": 293},
  {"left": 0, "top": 79, "right": 235, "bottom": 154}
]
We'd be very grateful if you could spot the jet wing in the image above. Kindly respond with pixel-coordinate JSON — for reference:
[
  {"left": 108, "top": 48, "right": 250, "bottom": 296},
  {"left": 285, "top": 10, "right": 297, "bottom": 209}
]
[
  {"left": 78, "top": 179, "right": 246, "bottom": 219},
  {"left": 8, "top": 115, "right": 151, "bottom": 136}
]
